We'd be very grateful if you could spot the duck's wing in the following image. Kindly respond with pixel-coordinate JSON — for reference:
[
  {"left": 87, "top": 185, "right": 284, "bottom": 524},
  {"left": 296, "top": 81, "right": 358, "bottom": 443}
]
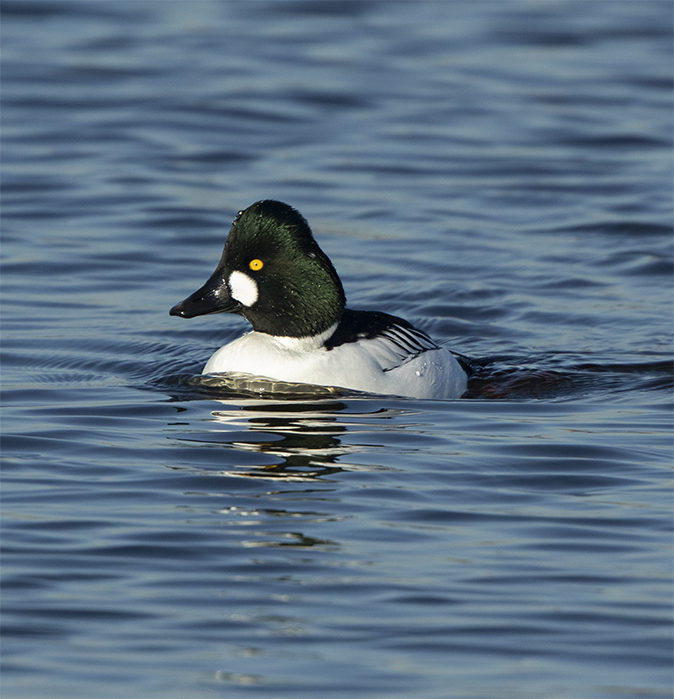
[{"left": 325, "top": 309, "right": 441, "bottom": 372}]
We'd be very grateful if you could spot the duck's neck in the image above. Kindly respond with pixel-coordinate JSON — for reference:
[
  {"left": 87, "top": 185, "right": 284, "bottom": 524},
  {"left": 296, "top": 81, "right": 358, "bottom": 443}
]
[{"left": 264, "top": 321, "right": 339, "bottom": 350}]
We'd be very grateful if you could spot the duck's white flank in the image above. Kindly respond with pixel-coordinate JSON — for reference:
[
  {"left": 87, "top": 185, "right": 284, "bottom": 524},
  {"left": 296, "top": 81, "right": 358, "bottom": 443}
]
[{"left": 203, "top": 330, "right": 467, "bottom": 399}]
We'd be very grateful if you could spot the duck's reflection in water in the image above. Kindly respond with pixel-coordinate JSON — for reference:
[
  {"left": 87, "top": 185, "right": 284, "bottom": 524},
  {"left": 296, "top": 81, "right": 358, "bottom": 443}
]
[
  {"left": 211, "top": 399, "right": 351, "bottom": 480},
  {"left": 171, "top": 373, "right": 415, "bottom": 481}
]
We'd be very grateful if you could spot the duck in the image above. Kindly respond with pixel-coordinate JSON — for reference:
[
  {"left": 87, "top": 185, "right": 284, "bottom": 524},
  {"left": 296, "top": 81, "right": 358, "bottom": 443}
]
[{"left": 170, "top": 200, "right": 469, "bottom": 399}]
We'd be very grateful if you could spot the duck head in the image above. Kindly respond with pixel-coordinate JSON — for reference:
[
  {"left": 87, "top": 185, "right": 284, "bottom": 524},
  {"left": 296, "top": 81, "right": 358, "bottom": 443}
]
[{"left": 170, "top": 200, "right": 346, "bottom": 338}]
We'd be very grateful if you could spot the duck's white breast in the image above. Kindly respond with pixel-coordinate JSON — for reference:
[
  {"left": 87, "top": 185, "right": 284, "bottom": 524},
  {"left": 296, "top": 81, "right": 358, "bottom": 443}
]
[{"left": 202, "top": 332, "right": 467, "bottom": 399}]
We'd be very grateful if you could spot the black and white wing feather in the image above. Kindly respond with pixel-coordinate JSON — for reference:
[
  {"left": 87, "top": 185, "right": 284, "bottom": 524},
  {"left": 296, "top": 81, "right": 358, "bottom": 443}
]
[{"left": 325, "top": 309, "right": 442, "bottom": 372}]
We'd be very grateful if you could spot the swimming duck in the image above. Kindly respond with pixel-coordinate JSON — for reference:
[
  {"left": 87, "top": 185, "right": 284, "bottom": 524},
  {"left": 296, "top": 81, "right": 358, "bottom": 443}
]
[{"left": 170, "top": 200, "right": 468, "bottom": 399}]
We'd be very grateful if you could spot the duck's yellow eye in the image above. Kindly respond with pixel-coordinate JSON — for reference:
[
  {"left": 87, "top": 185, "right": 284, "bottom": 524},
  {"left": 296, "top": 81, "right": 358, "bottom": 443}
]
[{"left": 249, "top": 259, "right": 264, "bottom": 271}]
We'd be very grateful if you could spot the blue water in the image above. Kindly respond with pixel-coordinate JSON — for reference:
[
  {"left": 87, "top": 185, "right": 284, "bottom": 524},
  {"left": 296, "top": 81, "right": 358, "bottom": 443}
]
[{"left": 2, "top": 2, "right": 672, "bottom": 698}]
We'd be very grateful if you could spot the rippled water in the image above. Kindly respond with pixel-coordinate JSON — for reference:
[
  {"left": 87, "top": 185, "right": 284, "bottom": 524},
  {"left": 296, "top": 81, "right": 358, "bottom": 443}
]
[{"left": 2, "top": 2, "right": 672, "bottom": 698}]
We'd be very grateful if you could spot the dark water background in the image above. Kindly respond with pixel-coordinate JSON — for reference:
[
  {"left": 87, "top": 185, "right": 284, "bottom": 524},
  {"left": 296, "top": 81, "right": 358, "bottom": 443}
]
[{"left": 2, "top": 2, "right": 672, "bottom": 697}]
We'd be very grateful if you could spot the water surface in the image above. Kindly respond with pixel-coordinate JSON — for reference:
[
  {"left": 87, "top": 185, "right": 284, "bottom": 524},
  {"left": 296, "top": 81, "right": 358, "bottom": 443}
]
[{"left": 2, "top": 2, "right": 672, "bottom": 698}]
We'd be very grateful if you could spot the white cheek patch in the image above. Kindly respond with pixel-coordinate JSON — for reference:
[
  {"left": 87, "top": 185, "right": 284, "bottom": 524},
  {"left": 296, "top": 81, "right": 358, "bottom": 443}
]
[{"left": 228, "top": 270, "right": 259, "bottom": 307}]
